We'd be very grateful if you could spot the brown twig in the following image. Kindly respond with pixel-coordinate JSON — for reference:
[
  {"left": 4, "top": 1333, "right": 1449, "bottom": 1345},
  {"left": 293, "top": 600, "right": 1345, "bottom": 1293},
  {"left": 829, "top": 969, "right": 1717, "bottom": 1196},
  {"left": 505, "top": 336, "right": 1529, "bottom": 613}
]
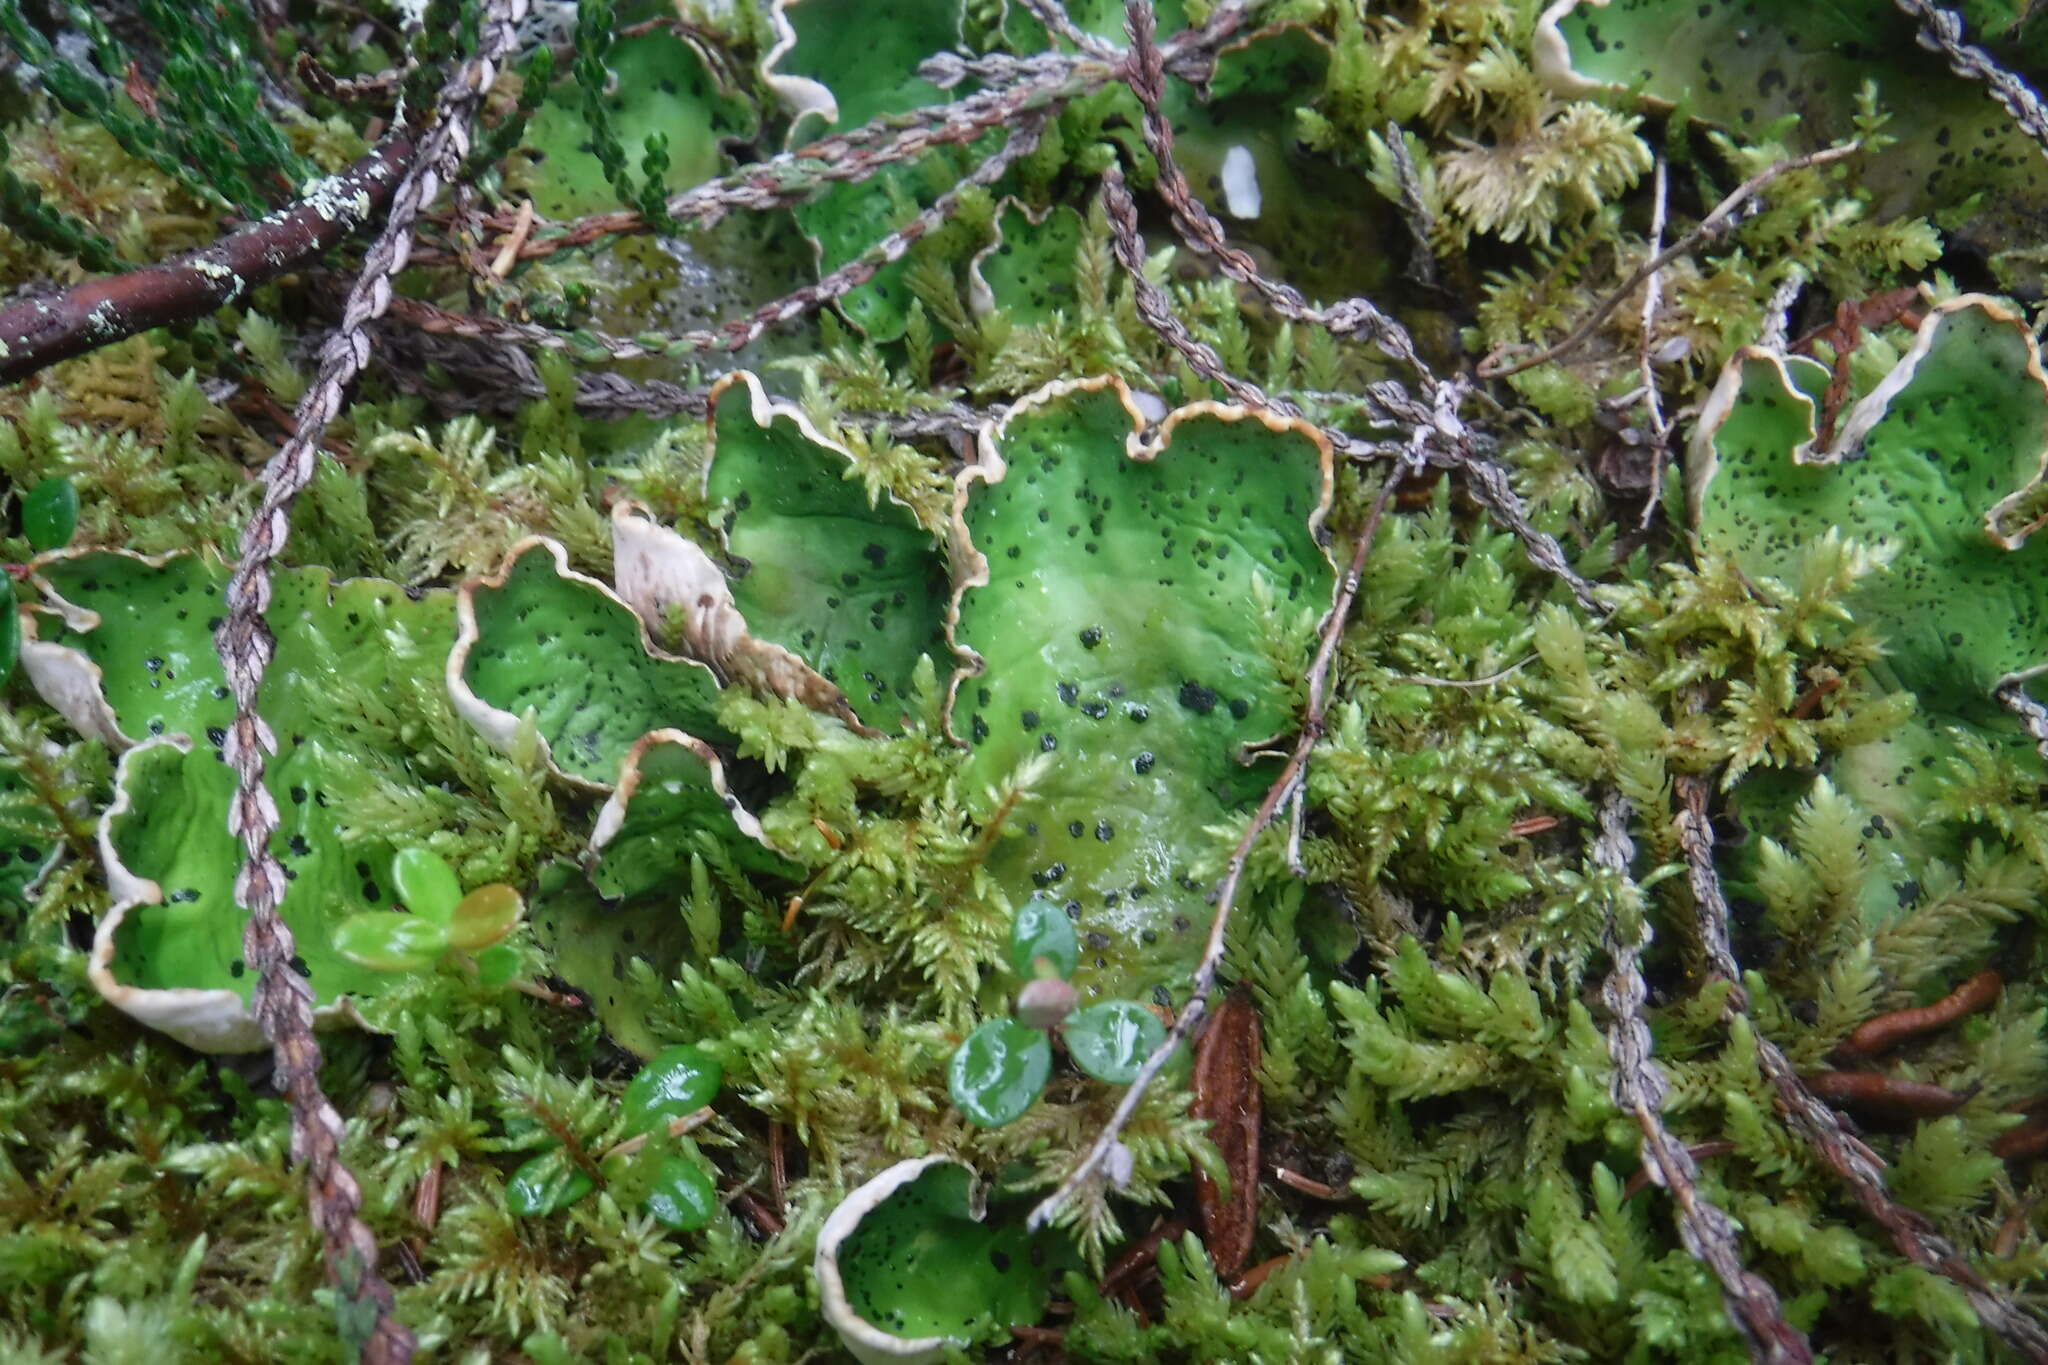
[
  {"left": 1800, "top": 1071, "right": 1967, "bottom": 1120},
  {"left": 1273, "top": 1166, "right": 1351, "bottom": 1201},
  {"left": 1675, "top": 773, "right": 2048, "bottom": 1362},
  {"left": 1595, "top": 791, "right": 1812, "bottom": 1365},
  {"left": 212, "top": 8, "right": 527, "bottom": 1362},
  {"left": 1634, "top": 158, "right": 1675, "bottom": 526},
  {"left": 1478, "top": 144, "right": 1861, "bottom": 380},
  {"left": 1622, "top": 1142, "right": 1739, "bottom": 1202},
  {"left": 1100, "top": 108, "right": 1602, "bottom": 615},
  {"left": 0, "top": 138, "right": 411, "bottom": 385},
  {"left": 395, "top": 110, "right": 1050, "bottom": 363},
  {"left": 1893, "top": 0, "right": 2048, "bottom": 157},
  {"left": 1836, "top": 971, "right": 2001, "bottom": 1059},
  {"left": 1027, "top": 476, "right": 1398, "bottom": 1233}
]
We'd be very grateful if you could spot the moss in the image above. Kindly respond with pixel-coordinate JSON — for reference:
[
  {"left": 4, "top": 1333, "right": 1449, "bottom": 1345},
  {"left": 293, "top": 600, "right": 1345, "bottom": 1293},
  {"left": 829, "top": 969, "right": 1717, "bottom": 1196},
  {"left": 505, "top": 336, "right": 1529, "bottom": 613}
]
[{"left": 6, "top": 0, "right": 2048, "bottom": 1358}]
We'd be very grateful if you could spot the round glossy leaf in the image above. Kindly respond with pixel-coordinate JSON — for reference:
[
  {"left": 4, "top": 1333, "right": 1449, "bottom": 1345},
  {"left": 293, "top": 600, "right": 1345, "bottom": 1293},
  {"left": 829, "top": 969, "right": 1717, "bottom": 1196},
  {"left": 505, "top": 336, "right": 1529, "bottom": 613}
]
[
  {"left": 643, "top": 1154, "right": 718, "bottom": 1232},
  {"left": 390, "top": 846, "right": 463, "bottom": 923},
  {"left": 1064, "top": 1000, "right": 1166, "bottom": 1085},
  {"left": 1006, "top": 894, "right": 1078, "bottom": 980},
  {"left": 22, "top": 477, "right": 78, "bottom": 553},
  {"left": 622, "top": 1044, "right": 723, "bottom": 1136},
  {"left": 474, "top": 941, "right": 522, "bottom": 987},
  {"left": 506, "top": 1149, "right": 595, "bottom": 1217},
  {"left": 949, "top": 1019, "right": 1052, "bottom": 1127},
  {"left": 330, "top": 911, "right": 450, "bottom": 972},
  {"left": 446, "top": 882, "right": 525, "bottom": 951}
]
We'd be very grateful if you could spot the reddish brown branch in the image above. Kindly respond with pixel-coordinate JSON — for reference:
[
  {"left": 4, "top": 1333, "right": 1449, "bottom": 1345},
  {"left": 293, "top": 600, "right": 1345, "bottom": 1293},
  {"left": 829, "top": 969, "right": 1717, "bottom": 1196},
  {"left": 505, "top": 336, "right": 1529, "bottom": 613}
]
[
  {"left": 1836, "top": 971, "right": 2001, "bottom": 1060},
  {"left": 0, "top": 138, "right": 412, "bottom": 385},
  {"left": 1800, "top": 1071, "right": 1967, "bottom": 1120},
  {"left": 1676, "top": 773, "right": 2048, "bottom": 1362}
]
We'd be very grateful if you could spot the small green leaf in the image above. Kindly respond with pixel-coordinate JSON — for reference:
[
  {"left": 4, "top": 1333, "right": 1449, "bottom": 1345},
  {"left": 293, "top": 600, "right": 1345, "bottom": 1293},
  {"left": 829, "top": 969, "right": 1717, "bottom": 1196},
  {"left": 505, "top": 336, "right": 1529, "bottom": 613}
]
[
  {"left": 390, "top": 847, "right": 463, "bottom": 923},
  {"left": 1008, "top": 894, "right": 1079, "bottom": 980},
  {"left": 506, "top": 1149, "right": 596, "bottom": 1217},
  {"left": 475, "top": 941, "right": 522, "bottom": 987},
  {"left": 622, "top": 1044, "right": 723, "bottom": 1136},
  {"left": 330, "top": 912, "right": 450, "bottom": 972},
  {"left": 22, "top": 477, "right": 79, "bottom": 553},
  {"left": 446, "top": 883, "right": 525, "bottom": 952},
  {"left": 642, "top": 1153, "right": 717, "bottom": 1232},
  {"left": 1064, "top": 1000, "right": 1165, "bottom": 1085},
  {"left": 948, "top": 1018, "right": 1052, "bottom": 1127}
]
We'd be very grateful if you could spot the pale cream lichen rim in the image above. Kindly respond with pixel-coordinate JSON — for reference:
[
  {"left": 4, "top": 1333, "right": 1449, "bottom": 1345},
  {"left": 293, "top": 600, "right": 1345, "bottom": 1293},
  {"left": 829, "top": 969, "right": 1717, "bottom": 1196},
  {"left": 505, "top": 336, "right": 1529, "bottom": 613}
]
[{"left": 813, "top": 1156, "right": 977, "bottom": 1365}]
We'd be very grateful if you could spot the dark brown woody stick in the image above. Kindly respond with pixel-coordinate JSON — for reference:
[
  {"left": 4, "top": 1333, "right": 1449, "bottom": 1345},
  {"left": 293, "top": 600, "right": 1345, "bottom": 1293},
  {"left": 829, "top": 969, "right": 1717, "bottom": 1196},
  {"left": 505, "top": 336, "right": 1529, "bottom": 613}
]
[{"left": 0, "top": 138, "right": 411, "bottom": 384}]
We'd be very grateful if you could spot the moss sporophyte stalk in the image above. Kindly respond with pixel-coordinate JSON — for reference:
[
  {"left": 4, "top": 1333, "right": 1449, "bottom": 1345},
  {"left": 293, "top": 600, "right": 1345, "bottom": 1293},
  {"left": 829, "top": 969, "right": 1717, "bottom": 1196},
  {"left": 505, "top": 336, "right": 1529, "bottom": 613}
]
[{"left": 9, "top": 0, "right": 2048, "bottom": 1360}]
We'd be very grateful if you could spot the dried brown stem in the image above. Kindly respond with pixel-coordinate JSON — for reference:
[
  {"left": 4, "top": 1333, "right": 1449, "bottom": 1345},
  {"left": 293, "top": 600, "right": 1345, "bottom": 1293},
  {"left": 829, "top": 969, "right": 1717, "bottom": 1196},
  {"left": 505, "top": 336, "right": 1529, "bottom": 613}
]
[
  {"left": 397, "top": 111, "right": 1050, "bottom": 363},
  {"left": 1893, "top": 0, "right": 2048, "bottom": 156},
  {"left": 1479, "top": 144, "right": 1861, "bottom": 380},
  {"left": 0, "top": 138, "right": 411, "bottom": 385},
  {"left": 212, "top": 8, "right": 527, "bottom": 1361},
  {"left": 1675, "top": 773, "right": 2048, "bottom": 1362},
  {"left": 1027, "top": 476, "right": 1398, "bottom": 1232},
  {"left": 1100, "top": 102, "right": 1602, "bottom": 614},
  {"left": 1120, "top": 0, "right": 1441, "bottom": 392},
  {"left": 1595, "top": 792, "right": 1811, "bottom": 1364}
]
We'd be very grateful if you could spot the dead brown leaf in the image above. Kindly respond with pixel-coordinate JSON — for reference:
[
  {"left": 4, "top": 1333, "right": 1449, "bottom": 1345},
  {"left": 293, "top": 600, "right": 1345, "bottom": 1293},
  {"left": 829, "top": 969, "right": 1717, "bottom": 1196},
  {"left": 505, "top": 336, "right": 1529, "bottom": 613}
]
[{"left": 1191, "top": 989, "right": 1261, "bottom": 1278}]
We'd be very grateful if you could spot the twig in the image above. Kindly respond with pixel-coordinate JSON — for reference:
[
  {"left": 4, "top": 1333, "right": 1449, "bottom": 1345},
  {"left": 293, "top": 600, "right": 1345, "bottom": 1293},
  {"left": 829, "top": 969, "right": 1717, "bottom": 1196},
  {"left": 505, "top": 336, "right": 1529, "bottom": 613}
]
[
  {"left": 1675, "top": 773, "right": 2048, "bottom": 1362},
  {"left": 1994, "top": 677, "right": 2048, "bottom": 766},
  {"left": 1386, "top": 658, "right": 1535, "bottom": 688},
  {"left": 1382, "top": 121, "right": 1439, "bottom": 289},
  {"left": 1119, "top": 1, "right": 1443, "bottom": 418},
  {"left": 1108, "top": 5, "right": 1604, "bottom": 614},
  {"left": 392, "top": 111, "right": 1050, "bottom": 363},
  {"left": 1027, "top": 476, "right": 1398, "bottom": 1232},
  {"left": 368, "top": 323, "right": 1003, "bottom": 438},
  {"left": 1636, "top": 158, "right": 1673, "bottom": 527},
  {"left": 1479, "top": 144, "right": 1861, "bottom": 380},
  {"left": 212, "top": 7, "right": 527, "bottom": 1362},
  {"left": 1837, "top": 971, "right": 2001, "bottom": 1059},
  {"left": 1894, "top": 0, "right": 2048, "bottom": 155},
  {"left": 1595, "top": 792, "right": 1812, "bottom": 1365},
  {"left": 0, "top": 138, "right": 411, "bottom": 384},
  {"left": 1017, "top": 0, "right": 1122, "bottom": 59}
]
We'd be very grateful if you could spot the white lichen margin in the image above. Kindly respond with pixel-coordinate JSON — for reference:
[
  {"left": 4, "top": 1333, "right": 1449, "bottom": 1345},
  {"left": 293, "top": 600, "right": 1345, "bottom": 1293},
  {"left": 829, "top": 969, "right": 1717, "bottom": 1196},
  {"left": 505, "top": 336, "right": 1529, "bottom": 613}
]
[{"left": 814, "top": 1156, "right": 979, "bottom": 1365}]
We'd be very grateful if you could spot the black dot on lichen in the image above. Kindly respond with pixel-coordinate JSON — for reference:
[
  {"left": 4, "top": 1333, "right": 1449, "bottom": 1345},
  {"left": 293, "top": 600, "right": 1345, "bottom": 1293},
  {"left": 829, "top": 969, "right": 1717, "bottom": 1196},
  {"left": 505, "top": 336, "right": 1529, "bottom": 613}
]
[
  {"left": 1178, "top": 682, "right": 1219, "bottom": 714},
  {"left": 1079, "top": 627, "right": 1103, "bottom": 648}
]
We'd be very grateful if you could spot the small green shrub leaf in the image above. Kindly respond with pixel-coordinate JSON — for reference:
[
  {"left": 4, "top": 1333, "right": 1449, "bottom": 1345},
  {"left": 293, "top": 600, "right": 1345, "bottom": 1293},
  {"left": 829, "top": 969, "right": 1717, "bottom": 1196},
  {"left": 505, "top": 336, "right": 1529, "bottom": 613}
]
[
  {"left": 446, "top": 883, "right": 525, "bottom": 952},
  {"left": 623, "top": 1044, "right": 724, "bottom": 1135},
  {"left": 331, "top": 911, "right": 451, "bottom": 972},
  {"left": 1064, "top": 999, "right": 1166, "bottom": 1084},
  {"left": 1008, "top": 893, "right": 1079, "bottom": 980},
  {"left": 390, "top": 846, "right": 463, "bottom": 923},
  {"left": 22, "top": 477, "right": 78, "bottom": 553},
  {"left": 506, "top": 1149, "right": 596, "bottom": 1217},
  {"left": 948, "top": 1018, "right": 1052, "bottom": 1127},
  {"left": 642, "top": 1154, "right": 718, "bottom": 1232}
]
